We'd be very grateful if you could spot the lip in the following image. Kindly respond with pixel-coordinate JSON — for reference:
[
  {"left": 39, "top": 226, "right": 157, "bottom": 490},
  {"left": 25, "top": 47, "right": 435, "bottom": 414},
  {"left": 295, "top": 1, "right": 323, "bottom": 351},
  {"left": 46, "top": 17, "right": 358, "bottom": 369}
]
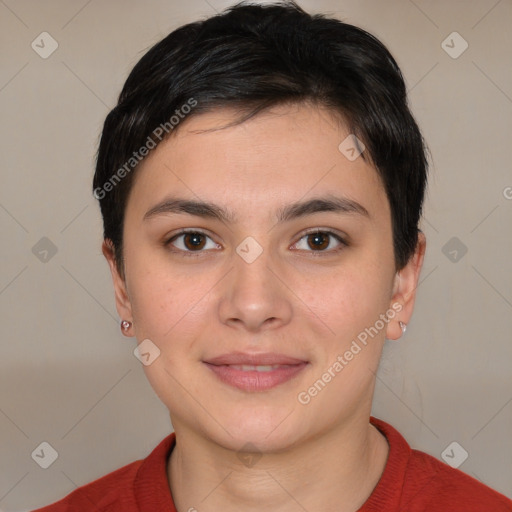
[
  {"left": 203, "top": 352, "right": 309, "bottom": 392},
  {"left": 204, "top": 352, "right": 308, "bottom": 366}
]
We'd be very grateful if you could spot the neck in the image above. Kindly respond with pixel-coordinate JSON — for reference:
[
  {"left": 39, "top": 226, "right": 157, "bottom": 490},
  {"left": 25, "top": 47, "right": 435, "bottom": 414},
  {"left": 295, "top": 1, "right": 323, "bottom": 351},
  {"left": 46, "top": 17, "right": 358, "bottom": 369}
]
[{"left": 168, "top": 416, "right": 389, "bottom": 512}]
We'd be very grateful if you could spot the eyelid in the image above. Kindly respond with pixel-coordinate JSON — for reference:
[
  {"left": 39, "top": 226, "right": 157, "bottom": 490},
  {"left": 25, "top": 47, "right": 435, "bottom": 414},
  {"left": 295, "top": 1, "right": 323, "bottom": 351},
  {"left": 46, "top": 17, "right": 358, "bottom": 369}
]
[
  {"left": 164, "top": 227, "right": 350, "bottom": 257},
  {"left": 164, "top": 227, "right": 348, "bottom": 256},
  {"left": 165, "top": 228, "right": 220, "bottom": 256},
  {"left": 290, "top": 228, "right": 348, "bottom": 253}
]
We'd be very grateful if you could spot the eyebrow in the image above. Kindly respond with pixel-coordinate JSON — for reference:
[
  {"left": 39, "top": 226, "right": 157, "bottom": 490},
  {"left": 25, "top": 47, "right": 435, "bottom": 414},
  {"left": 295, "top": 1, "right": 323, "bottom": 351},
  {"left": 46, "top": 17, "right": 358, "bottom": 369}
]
[{"left": 143, "top": 195, "right": 370, "bottom": 223}]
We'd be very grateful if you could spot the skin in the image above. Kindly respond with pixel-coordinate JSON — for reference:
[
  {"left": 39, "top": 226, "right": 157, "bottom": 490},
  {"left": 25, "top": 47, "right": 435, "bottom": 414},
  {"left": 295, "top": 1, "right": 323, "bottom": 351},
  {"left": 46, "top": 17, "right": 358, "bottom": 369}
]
[{"left": 103, "top": 102, "right": 426, "bottom": 512}]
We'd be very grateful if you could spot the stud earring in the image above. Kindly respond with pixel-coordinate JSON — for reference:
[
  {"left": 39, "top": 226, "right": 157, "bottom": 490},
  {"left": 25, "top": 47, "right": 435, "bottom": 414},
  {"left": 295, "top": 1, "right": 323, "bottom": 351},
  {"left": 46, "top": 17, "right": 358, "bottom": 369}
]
[
  {"left": 399, "top": 321, "right": 407, "bottom": 335},
  {"left": 120, "top": 320, "right": 132, "bottom": 333}
]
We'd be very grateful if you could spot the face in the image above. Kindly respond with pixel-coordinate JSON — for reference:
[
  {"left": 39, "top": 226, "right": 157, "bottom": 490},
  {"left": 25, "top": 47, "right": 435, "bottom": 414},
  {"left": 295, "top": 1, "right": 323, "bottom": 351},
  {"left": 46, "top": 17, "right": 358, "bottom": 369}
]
[{"left": 105, "top": 103, "right": 425, "bottom": 452}]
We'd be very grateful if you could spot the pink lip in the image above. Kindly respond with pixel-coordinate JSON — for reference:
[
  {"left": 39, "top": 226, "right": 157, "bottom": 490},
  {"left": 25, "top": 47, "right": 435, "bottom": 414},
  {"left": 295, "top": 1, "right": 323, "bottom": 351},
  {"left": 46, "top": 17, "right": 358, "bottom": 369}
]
[
  {"left": 204, "top": 352, "right": 308, "bottom": 366},
  {"left": 203, "top": 352, "right": 309, "bottom": 392}
]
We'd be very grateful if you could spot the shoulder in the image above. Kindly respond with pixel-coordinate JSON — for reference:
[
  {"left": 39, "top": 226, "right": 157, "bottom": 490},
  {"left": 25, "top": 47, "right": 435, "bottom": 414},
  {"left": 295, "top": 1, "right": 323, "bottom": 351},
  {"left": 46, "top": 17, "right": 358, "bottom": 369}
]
[
  {"left": 31, "top": 433, "right": 176, "bottom": 512},
  {"left": 31, "top": 460, "right": 142, "bottom": 511},
  {"left": 369, "top": 417, "right": 512, "bottom": 512},
  {"left": 405, "top": 448, "right": 512, "bottom": 511}
]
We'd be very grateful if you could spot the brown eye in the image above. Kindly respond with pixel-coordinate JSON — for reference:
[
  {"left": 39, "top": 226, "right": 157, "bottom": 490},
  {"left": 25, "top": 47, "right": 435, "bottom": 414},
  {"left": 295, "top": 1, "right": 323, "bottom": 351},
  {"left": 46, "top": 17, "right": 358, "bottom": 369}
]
[
  {"left": 293, "top": 230, "right": 347, "bottom": 253},
  {"left": 306, "top": 232, "right": 330, "bottom": 250},
  {"left": 183, "top": 232, "right": 206, "bottom": 250},
  {"left": 167, "top": 231, "right": 218, "bottom": 254}
]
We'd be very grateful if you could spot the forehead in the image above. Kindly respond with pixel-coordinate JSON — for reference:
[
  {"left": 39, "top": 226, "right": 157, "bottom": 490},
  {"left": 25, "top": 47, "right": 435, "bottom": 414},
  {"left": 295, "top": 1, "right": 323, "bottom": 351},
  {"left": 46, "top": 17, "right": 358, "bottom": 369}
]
[{"left": 127, "top": 103, "right": 389, "bottom": 223}]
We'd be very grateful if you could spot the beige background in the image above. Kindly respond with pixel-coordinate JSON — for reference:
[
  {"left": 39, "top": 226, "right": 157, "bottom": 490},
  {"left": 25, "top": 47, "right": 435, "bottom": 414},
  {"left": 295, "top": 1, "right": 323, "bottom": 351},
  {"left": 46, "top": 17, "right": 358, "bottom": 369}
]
[{"left": 1, "top": 0, "right": 511, "bottom": 510}]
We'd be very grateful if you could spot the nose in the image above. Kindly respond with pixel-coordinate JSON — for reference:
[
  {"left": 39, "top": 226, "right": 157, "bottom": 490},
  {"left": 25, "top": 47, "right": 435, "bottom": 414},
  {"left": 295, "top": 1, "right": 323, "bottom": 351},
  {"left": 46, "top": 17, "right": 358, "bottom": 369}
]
[{"left": 217, "top": 248, "right": 293, "bottom": 333}]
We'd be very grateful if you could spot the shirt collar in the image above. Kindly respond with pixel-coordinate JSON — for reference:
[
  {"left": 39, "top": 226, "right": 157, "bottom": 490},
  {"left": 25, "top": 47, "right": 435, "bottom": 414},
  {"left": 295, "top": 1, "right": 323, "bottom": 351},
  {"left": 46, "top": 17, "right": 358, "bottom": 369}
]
[{"left": 132, "top": 417, "right": 411, "bottom": 512}]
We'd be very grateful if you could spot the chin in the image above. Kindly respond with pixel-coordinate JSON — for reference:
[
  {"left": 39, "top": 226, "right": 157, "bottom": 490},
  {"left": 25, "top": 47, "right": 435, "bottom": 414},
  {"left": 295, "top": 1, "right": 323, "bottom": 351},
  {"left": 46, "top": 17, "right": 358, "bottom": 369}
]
[{"left": 205, "top": 407, "right": 307, "bottom": 454}]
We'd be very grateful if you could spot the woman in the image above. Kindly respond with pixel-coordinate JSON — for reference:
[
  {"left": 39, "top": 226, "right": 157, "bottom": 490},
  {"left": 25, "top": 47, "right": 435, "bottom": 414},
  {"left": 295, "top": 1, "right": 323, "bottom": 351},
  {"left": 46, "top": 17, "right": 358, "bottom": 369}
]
[{"left": 34, "top": 1, "right": 512, "bottom": 510}]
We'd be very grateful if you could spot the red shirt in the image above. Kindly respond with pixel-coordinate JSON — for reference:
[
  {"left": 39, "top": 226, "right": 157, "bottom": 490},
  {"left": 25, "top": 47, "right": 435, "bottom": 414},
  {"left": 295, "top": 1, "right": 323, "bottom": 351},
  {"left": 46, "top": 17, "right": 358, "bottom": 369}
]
[{"left": 33, "top": 416, "right": 512, "bottom": 511}]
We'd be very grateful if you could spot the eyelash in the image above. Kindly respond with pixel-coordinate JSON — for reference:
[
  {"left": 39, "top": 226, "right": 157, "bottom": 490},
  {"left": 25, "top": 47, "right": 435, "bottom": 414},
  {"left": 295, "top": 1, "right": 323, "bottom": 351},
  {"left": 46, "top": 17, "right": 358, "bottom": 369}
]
[{"left": 164, "top": 228, "right": 348, "bottom": 258}]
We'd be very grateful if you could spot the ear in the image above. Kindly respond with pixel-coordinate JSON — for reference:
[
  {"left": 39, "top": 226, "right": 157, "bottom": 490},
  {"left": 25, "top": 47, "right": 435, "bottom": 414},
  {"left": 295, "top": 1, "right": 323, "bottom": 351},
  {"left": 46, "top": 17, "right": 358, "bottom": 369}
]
[
  {"left": 102, "top": 239, "right": 134, "bottom": 336},
  {"left": 386, "top": 231, "right": 426, "bottom": 340}
]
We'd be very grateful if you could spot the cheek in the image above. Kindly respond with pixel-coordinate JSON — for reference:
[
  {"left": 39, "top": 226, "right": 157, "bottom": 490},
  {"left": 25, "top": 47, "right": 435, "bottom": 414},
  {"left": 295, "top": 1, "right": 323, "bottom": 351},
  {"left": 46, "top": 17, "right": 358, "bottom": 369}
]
[
  {"left": 128, "top": 264, "right": 212, "bottom": 396},
  {"left": 132, "top": 279, "right": 190, "bottom": 338},
  {"left": 126, "top": 250, "right": 218, "bottom": 350},
  {"left": 300, "top": 261, "right": 392, "bottom": 344}
]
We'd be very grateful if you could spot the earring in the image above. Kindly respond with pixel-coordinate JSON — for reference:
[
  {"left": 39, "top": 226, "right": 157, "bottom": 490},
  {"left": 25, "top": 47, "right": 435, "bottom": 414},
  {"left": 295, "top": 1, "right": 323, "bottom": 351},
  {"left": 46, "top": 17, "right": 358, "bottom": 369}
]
[
  {"left": 120, "top": 320, "right": 132, "bottom": 333},
  {"left": 399, "top": 321, "right": 407, "bottom": 335}
]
